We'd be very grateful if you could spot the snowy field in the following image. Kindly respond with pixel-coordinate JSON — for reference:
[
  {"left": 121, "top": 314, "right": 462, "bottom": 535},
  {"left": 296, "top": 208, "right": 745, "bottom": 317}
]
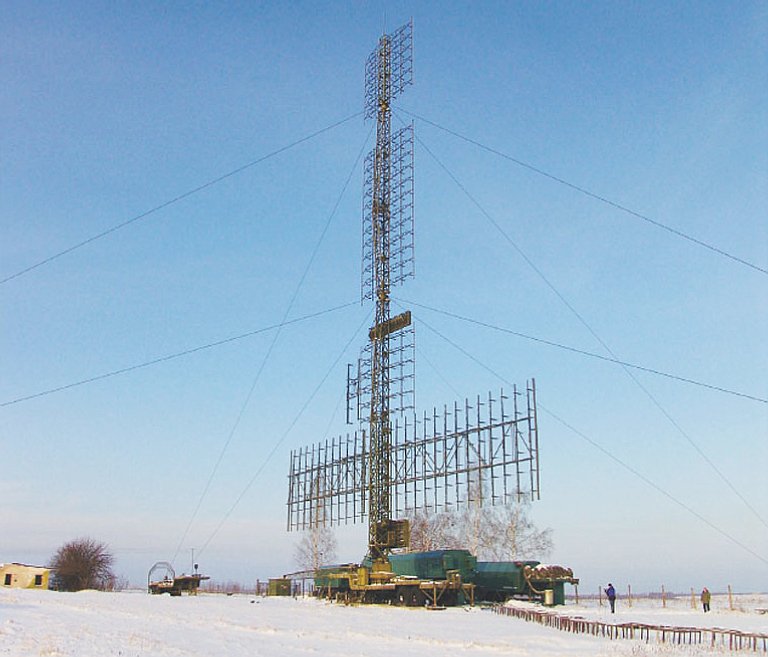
[{"left": 1, "top": 589, "right": 766, "bottom": 656}]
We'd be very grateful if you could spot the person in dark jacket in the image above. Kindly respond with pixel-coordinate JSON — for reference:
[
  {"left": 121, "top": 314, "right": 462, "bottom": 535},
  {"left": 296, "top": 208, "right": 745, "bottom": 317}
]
[
  {"left": 701, "top": 587, "right": 711, "bottom": 612},
  {"left": 604, "top": 583, "right": 616, "bottom": 613}
]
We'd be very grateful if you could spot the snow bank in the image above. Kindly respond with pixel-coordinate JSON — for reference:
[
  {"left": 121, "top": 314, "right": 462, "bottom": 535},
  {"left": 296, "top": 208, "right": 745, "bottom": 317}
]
[{"left": 1, "top": 588, "right": 766, "bottom": 656}]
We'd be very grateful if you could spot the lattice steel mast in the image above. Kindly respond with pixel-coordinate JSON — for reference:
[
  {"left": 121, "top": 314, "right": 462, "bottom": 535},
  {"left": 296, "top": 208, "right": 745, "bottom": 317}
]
[
  {"left": 365, "top": 21, "right": 414, "bottom": 559},
  {"left": 287, "top": 22, "right": 539, "bottom": 562}
]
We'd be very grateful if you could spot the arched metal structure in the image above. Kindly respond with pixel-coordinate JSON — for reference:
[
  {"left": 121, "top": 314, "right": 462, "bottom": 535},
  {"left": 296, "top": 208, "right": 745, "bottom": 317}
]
[{"left": 147, "top": 561, "right": 175, "bottom": 592}]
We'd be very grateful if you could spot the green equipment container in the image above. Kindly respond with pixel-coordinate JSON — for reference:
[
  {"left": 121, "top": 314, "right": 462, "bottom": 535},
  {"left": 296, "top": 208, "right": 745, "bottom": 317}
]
[
  {"left": 552, "top": 581, "right": 566, "bottom": 605},
  {"left": 314, "top": 565, "right": 353, "bottom": 591},
  {"left": 474, "top": 560, "right": 539, "bottom": 594},
  {"left": 267, "top": 578, "right": 292, "bottom": 596},
  {"left": 388, "top": 549, "right": 477, "bottom": 582}
]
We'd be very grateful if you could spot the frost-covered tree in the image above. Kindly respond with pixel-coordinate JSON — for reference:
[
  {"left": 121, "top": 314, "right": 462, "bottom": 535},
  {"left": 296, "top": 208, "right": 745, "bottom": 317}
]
[
  {"left": 468, "top": 499, "right": 553, "bottom": 561},
  {"left": 406, "top": 495, "right": 552, "bottom": 560},
  {"left": 407, "top": 510, "right": 460, "bottom": 551},
  {"left": 49, "top": 537, "right": 115, "bottom": 591},
  {"left": 294, "top": 526, "right": 337, "bottom": 572}
]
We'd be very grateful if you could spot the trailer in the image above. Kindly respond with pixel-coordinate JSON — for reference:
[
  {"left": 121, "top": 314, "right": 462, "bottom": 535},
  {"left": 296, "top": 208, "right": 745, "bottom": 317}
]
[
  {"left": 147, "top": 561, "right": 209, "bottom": 596},
  {"left": 312, "top": 551, "right": 577, "bottom": 607},
  {"left": 314, "top": 557, "right": 474, "bottom": 607}
]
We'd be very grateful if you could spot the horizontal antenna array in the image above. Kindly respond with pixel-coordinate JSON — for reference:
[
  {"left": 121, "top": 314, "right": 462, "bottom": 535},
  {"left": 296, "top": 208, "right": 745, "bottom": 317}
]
[{"left": 288, "top": 382, "right": 539, "bottom": 531}]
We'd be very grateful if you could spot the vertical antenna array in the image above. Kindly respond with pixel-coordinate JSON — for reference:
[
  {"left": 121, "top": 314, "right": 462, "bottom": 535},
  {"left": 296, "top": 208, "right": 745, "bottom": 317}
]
[
  {"left": 287, "top": 22, "right": 540, "bottom": 559},
  {"left": 363, "top": 20, "right": 414, "bottom": 559}
]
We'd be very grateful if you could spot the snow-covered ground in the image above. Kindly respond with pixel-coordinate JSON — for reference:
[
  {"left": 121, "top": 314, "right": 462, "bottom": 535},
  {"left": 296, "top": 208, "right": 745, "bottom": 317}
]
[{"left": 1, "top": 589, "right": 766, "bottom": 656}]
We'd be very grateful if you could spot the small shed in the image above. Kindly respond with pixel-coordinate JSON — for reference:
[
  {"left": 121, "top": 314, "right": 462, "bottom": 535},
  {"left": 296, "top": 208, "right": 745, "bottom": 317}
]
[
  {"left": 1, "top": 563, "right": 50, "bottom": 589},
  {"left": 268, "top": 578, "right": 292, "bottom": 596}
]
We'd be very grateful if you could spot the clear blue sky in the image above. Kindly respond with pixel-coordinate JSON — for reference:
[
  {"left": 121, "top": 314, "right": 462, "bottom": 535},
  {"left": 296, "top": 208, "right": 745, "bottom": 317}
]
[{"left": 2, "top": 1, "right": 766, "bottom": 593}]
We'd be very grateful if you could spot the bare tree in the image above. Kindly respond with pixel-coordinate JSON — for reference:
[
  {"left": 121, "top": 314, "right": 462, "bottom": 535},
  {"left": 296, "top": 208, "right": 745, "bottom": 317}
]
[
  {"left": 49, "top": 537, "right": 115, "bottom": 591},
  {"left": 407, "top": 509, "right": 459, "bottom": 551},
  {"left": 294, "top": 526, "right": 337, "bottom": 572},
  {"left": 467, "top": 499, "right": 553, "bottom": 561},
  {"left": 103, "top": 574, "right": 130, "bottom": 592},
  {"left": 406, "top": 496, "right": 552, "bottom": 561}
]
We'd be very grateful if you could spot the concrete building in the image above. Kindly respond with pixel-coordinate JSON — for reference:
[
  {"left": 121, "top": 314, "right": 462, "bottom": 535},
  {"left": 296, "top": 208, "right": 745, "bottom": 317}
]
[{"left": 1, "top": 563, "right": 50, "bottom": 589}]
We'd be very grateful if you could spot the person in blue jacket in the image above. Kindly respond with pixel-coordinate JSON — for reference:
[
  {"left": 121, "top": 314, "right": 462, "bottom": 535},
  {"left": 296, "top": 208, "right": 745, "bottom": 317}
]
[{"left": 604, "top": 583, "right": 616, "bottom": 613}]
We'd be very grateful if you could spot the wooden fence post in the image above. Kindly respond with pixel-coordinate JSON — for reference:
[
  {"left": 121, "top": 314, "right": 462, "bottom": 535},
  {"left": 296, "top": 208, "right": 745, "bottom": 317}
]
[
  {"left": 599, "top": 585, "right": 603, "bottom": 607},
  {"left": 627, "top": 584, "right": 632, "bottom": 608},
  {"left": 728, "top": 584, "right": 733, "bottom": 611},
  {"left": 661, "top": 584, "right": 666, "bottom": 608},
  {"left": 691, "top": 588, "right": 696, "bottom": 609}
]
